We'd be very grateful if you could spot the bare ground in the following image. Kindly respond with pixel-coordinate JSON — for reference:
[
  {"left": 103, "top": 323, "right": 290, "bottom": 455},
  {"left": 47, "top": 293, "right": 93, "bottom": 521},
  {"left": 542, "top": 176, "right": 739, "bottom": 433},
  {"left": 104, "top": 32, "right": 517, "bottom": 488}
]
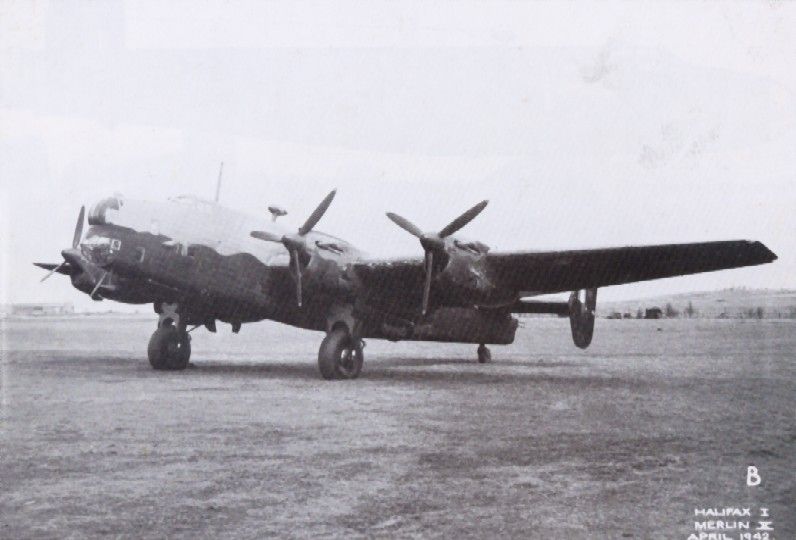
[{"left": 1, "top": 317, "right": 794, "bottom": 539}]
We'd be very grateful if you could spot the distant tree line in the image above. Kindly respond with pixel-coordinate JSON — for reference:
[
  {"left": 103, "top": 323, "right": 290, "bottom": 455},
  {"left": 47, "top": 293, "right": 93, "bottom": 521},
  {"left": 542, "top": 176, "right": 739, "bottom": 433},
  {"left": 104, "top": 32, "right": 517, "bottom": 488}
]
[{"left": 604, "top": 303, "right": 796, "bottom": 320}]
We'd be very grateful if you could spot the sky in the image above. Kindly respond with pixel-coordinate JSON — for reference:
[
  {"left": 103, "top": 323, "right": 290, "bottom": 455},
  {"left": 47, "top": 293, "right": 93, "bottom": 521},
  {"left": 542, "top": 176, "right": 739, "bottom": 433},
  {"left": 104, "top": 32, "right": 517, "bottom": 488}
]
[{"left": 1, "top": 0, "right": 794, "bottom": 312}]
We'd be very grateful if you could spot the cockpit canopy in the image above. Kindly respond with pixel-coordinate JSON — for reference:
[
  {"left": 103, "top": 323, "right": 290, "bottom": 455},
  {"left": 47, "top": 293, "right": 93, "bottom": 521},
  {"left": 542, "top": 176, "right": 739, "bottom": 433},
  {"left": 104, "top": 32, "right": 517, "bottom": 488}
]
[{"left": 168, "top": 195, "right": 218, "bottom": 212}]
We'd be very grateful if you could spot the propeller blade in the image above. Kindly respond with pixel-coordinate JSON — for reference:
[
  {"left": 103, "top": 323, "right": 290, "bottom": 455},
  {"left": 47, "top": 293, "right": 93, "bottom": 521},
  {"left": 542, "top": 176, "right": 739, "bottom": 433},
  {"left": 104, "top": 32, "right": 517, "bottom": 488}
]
[
  {"left": 386, "top": 212, "right": 424, "bottom": 238},
  {"left": 422, "top": 250, "right": 434, "bottom": 315},
  {"left": 34, "top": 262, "right": 68, "bottom": 271},
  {"left": 291, "top": 249, "right": 303, "bottom": 307},
  {"left": 39, "top": 262, "right": 66, "bottom": 282},
  {"left": 73, "top": 206, "right": 85, "bottom": 249},
  {"left": 250, "top": 230, "right": 283, "bottom": 243},
  {"left": 438, "top": 200, "right": 488, "bottom": 238},
  {"left": 89, "top": 271, "right": 107, "bottom": 299},
  {"left": 298, "top": 189, "right": 336, "bottom": 236}
]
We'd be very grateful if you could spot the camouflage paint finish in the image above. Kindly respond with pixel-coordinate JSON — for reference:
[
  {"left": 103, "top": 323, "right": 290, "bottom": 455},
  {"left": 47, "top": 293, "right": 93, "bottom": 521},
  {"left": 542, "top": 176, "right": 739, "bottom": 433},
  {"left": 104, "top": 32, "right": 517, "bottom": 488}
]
[{"left": 46, "top": 193, "right": 777, "bottom": 347}]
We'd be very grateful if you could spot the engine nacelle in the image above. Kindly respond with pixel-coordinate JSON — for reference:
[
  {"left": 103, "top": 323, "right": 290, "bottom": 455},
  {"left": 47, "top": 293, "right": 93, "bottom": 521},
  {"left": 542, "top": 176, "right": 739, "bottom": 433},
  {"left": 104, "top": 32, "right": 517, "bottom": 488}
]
[{"left": 569, "top": 288, "right": 597, "bottom": 349}]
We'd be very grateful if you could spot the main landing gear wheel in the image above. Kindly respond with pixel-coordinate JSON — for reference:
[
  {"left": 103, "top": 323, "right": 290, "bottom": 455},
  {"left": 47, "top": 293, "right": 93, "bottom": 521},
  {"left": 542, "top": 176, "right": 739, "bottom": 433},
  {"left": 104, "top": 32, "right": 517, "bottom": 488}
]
[
  {"left": 569, "top": 288, "right": 597, "bottom": 349},
  {"left": 147, "top": 326, "right": 191, "bottom": 370},
  {"left": 318, "top": 327, "right": 364, "bottom": 380},
  {"left": 477, "top": 344, "right": 492, "bottom": 363}
]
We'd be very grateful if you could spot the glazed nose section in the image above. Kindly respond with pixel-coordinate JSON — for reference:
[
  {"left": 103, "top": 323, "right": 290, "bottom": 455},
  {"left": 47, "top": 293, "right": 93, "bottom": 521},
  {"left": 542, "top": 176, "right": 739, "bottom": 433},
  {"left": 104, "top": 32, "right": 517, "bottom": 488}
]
[{"left": 77, "top": 236, "right": 117, "bottom": 267}]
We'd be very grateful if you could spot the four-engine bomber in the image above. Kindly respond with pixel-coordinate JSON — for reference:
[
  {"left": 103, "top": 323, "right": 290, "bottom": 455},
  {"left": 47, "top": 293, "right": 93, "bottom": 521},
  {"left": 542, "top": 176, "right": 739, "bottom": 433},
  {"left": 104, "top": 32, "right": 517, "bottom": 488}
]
[{"left": 36, "top": 191, "right": 777, "bottom": 379}]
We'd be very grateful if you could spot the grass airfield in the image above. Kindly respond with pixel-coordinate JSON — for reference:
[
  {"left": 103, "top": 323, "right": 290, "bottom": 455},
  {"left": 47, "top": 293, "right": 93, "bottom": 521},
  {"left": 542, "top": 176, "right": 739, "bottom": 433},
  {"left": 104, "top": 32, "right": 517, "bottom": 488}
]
[{"left": 1, "top": 317, "right": 794, "bottom": 539}]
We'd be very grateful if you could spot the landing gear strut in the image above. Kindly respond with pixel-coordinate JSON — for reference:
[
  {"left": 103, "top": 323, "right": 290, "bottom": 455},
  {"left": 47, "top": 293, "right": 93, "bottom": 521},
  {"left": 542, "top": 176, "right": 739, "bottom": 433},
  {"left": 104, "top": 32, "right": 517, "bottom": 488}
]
[
  {"left": 477, "top": 343, "right": 491, "bottom": 363},
  {"left": 148, "top": 303, "right": 191, "bottom": 370},
  {"left": 318, "top": 326, "right": 364, "bottom": 380}
]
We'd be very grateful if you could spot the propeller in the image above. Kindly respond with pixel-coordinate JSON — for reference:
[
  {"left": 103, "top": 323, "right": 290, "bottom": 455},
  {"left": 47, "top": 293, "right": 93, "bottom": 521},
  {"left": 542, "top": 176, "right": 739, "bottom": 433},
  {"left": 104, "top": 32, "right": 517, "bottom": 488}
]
[
  {"left": 251, "top": 190, "right": 337, "bottom": 307},
  {"left": 38, "top": 206, "right": 85, "bottom": 282},
  {"left": 72, "top": 205, "right": 85, "bottom": 249},
  {"left": 38, "top": 262, "right": 66, "bottom": 282},
  {"left": 386, "top": 200, "right": 488, "bottom": 315}
]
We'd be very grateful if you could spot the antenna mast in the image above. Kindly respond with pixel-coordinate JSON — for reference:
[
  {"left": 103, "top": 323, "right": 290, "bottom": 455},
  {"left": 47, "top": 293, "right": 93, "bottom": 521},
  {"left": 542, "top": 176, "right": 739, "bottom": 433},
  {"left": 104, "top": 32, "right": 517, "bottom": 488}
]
[{"left": 214, "top": 162, "right": 224, "bottom": 203}]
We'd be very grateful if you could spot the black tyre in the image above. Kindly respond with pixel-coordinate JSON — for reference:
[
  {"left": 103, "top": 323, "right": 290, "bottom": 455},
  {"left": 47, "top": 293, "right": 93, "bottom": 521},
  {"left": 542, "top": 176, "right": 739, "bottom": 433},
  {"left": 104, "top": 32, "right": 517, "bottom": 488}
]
[
  {"left": 318, "top": 327, "right": 363, "bottom": 380},
  {"left": 568, "top": 288, "right": 597, "bottom": 349},
  {"left": 148, "top": 326, "right": 191, "bottom": 370},
  {"left": 477, "top": 344, "right": 491, "bottom": 363}
]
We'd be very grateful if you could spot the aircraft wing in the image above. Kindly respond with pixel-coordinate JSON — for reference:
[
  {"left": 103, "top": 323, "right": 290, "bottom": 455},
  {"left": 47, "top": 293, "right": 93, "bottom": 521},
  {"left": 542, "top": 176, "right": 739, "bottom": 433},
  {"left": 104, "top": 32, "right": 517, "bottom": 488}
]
[
  {"left": 485, "top": 240, "right": 776, "bottom": 294},
  {"left": 354, "top": 240, "right": 777, "bottom": 303}
]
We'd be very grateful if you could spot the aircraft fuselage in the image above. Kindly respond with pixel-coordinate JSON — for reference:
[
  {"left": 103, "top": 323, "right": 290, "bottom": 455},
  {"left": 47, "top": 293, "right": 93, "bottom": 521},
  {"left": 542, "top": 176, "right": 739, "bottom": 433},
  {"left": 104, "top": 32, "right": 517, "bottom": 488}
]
[{"left": 77, "top": 194, "right": 517, "bottom": 344}]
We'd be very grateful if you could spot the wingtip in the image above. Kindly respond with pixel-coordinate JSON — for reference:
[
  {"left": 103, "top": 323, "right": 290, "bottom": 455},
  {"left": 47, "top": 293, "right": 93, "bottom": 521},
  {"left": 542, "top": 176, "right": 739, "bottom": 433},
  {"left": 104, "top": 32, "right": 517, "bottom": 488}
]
[
  {"left": 750, "top": 240, "right": 777, "bottom": 263},
  {"left": 762, "top": 243, "right": 778, "bottom": 263}
]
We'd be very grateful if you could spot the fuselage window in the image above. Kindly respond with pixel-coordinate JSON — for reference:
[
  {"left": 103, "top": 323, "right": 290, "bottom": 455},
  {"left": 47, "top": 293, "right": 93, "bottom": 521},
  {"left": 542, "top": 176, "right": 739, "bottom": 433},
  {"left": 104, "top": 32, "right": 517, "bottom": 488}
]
[{"left": 135, "top": 247, "right": 146, "bottom": 263}]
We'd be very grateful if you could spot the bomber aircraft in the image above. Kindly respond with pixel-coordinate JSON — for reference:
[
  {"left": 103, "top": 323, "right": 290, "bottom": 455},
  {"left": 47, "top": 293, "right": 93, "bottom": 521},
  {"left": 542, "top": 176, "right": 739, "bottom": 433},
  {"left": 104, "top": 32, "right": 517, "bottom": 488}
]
[{"left": 35, "top": 191, "right": 777, "bottom": 379}]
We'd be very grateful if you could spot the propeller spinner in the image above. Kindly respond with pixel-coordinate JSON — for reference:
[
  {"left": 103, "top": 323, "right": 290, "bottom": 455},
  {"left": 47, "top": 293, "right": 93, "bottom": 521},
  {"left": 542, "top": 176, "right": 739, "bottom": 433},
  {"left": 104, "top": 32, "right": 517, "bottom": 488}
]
[
  {"left": 251, "top": 190, "right": 337, "bottom": 307},
  {"left": 386, "top": 200, "right": 488, "bottom": 316}
]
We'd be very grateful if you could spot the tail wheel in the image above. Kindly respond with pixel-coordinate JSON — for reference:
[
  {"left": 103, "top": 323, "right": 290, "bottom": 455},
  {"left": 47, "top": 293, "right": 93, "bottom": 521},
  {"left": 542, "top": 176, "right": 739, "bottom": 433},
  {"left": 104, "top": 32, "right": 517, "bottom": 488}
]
[
  {"left": 318, "top": 327, "right": 363, "bottom": 380},
  {"left": 148, "top": 326, "right": 191, "bottom": 370}
]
